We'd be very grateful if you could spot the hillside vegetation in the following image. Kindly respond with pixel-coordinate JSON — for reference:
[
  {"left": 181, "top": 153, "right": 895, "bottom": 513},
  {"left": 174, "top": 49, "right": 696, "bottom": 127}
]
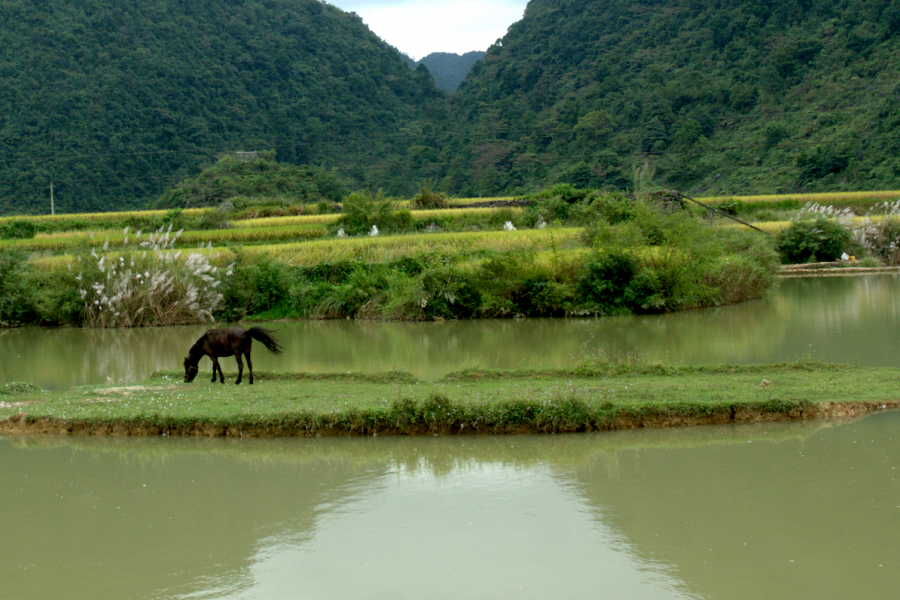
[
  {"left": 0, "top": 0, "right": 442, "bottom": 215},
  {"left": 2, "top": 0, "right": 899, "bottom": 216},
  {"left": 435, "top": 0, "right": 900, "bottom": 196}
]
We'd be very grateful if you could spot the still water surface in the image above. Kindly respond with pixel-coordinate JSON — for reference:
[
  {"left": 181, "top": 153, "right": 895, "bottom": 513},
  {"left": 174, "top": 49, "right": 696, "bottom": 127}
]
[
  {"left": 3, "top": 274, "right": 900, "bottom": 388},
  {"left": 2, "top": 411, "right": 898, "bottom": 599}
]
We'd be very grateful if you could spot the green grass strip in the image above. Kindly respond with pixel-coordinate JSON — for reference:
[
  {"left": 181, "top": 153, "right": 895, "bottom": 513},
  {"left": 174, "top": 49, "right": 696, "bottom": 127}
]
[{"left": 1, "top": 363, "right": 898, "bottom": 437}]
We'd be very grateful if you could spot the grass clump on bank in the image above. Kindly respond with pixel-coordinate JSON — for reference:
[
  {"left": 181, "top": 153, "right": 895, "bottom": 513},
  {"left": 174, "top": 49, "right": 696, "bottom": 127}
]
[{"left": 1, "top": 362, "right": 897, "bottom": 437}]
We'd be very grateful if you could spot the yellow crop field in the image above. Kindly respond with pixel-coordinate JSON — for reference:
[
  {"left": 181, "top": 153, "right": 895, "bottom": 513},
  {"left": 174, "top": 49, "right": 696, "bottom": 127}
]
[
  {"left": 241, "top": 228, "right": 583, "bottom": 266},
  {"left": 0, "top": 208, "right": 207, "bottom": 225},
  {"left": 701, "top": 191, "right": 900, "bottom": 204}
]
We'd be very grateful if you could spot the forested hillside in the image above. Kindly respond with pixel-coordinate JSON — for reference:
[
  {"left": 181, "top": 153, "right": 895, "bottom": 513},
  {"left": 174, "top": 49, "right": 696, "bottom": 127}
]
[
  {"left": 417, "top": 52, "right": 485, "bottom": 92},
  {"left": 431, "top": 0, "right": 900, "bottom": 196},
  {"left": 4, "top": 0, "right": 900, "bottom": 216},
  {"left": 0, "top": 0, "right": 442, "bottom": 214}
]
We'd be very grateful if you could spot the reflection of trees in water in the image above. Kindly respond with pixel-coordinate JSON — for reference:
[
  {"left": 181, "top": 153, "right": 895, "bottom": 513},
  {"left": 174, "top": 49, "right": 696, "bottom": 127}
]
[{"left": 0, "top": 324, "right": 212, "bottom": 387}]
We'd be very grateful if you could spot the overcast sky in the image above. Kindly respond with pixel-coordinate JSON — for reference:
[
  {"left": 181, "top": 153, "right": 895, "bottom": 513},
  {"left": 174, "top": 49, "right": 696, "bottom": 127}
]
[{"left": 326, "top": 0, "right": 530, "bottom": 59}]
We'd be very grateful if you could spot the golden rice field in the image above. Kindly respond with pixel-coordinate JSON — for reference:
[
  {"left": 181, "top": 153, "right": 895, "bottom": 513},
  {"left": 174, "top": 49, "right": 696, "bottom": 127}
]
[
  {"left": 10, "top": 191, "right": 900, "bottom": 273},
  {"left": 0, "top": 208, "right": 207, "bottom": 225},
  {"left": 0, "top": 223, "right": 329, "bottom": 251},
  {"left": 229, "top": 206, "right": 521, "bottom": 229},
  {"left": 700, "top": 191, "right": 900, "bottom": 204},
  {"left": 28, "top": 228, "right": 585, "bottom": 271},
  {"left": 240, "top": 228, "right": 583, "bottom": 267}
]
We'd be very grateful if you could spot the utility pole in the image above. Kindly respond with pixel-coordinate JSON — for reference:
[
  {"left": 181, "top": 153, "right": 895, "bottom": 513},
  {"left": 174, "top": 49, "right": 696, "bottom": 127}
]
[{"left": 50, "top": 182, "right": 54, "bottom": 215}]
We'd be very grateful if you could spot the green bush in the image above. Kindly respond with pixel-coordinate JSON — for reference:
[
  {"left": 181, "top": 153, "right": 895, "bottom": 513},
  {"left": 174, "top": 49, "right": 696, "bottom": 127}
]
[
  {"left": 335, "top": 190, "right": 414, "bottom": 236},
  {"left": 576, "top": 250, "right": 640, "bottom": 315},
  {"left": 0, "top": 249, "right": 38, "bottom": 324},
  {"left": 217, "top": 252, "right": 292, "bottom": 321},
  {"left": 776, "top": 218, "right": 850, "bottom": 263},
  {"left": 410, "top": 180, "right": 449, "bottom": 209},
  {"left": 0, "top": 221, "right": 37, "bottom": 239}
]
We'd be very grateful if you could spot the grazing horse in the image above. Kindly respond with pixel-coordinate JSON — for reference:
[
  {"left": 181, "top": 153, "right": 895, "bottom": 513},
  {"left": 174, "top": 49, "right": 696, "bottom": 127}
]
[{"left": 183, "top": 326, "right": 283, "bottom": 385}]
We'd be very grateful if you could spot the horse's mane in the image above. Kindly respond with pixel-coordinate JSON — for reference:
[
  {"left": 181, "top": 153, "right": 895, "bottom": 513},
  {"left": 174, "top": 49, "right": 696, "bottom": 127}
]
[{"left": 186, "top": 332, "right": 209, "bottom": 364}]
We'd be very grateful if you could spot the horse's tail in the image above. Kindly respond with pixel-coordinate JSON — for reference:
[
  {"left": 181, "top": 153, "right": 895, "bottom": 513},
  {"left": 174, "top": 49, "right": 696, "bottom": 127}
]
[{"left": 247, "top": 326, "right": 284, "bottom": 354}]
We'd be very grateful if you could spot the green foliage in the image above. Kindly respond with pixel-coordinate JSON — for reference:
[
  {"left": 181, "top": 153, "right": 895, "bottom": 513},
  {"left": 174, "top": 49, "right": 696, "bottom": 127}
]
[
  {"left": 576, "top": 250, "right": 641, "bottom": 314},
  {"left": 776, "top": 218, "right": 851, "bottom": 263},
  {"left": 217, "top": 252, "right": 292, "bottom": 322},
  {"left": 0, "top": 249, "right": 38, "bottom": 324},
  {"left": 410, "top": 180, "right": 450, "bottom": 209},
  {"left": 0, "top": 0, "right": 442, "bottom": 215},
  {"left": 335, "top": 191, "right": 414, "bottom": 236},
  {"left": 439, "top": 0, "right": 900, "bottom": 196},
  {"left": 156, "top": 154, "right": 347, "bottom": 209},
  {"left": 0, "top": 221, "right": 37, "bottom": 240}
]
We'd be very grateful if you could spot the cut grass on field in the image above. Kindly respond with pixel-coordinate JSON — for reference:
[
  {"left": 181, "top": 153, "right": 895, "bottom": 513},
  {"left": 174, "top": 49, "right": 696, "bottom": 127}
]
[{"left": 1, "top": 362, "right": 898, "bottom": 436}]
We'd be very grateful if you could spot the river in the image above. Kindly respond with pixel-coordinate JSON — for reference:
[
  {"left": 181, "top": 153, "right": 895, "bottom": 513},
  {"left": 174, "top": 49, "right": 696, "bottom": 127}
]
[
  {"left": 3, "top": 273, "right": 900, "bottom": 389},
  {"left": 2, "top": 411, "right": 897, "bottom": 599}
]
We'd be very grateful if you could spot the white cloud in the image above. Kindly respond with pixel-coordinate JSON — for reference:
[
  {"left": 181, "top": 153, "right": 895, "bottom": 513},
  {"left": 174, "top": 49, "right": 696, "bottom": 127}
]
[{"left": 328, "top": 0, "right": 528, "bottom": 58}]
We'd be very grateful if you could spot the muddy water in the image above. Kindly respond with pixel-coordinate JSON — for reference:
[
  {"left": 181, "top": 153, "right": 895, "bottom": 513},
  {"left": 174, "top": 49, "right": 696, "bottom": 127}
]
[
  {"left": 3, "top": 273, "right": 900, "bottom": 389},
  {"left": 2, "top": 411, "right": 898, "bottom": 599}
]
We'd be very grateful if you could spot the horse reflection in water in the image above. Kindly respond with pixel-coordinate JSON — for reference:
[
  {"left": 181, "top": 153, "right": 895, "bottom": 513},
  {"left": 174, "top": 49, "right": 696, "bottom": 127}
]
[{"left": 183, "top": 326, "right": 284, "bottom": 384}]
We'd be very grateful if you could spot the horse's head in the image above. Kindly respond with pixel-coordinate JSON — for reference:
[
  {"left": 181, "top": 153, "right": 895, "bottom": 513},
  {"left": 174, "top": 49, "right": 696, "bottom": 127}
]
[{"left": 183, "top": 357, "right": 199, "bottom": 383}]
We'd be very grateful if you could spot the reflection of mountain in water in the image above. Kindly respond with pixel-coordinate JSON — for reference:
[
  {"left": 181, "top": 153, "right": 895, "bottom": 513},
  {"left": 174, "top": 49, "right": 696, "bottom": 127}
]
[
  {"left": 561, "top": 411, "right": 900, "bottom": 600},
  {"left": 6, "top": 416, "right": 892, "bottom": 599},
  {"left": 0, "top": 435, "right": 387, "bottom": 599}
]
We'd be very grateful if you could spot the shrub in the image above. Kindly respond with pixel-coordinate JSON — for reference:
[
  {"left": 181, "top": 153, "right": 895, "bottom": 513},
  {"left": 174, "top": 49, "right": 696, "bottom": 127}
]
[
  {"left": 576, "top": 250, "right": 640, "bottom": 314},
  {"left": 410, "top": 180, "right": 449, "bottom": 209},
  {"left": 335, "top": 190, "right": 414, "bottom": 236},
  {"left": 0, "top": 221, "right": 37, "bottom": 239},
  {"left": 776, "top": 217, "right": 850, "bottom": 263},
  {"left": 0, "top": 249, "right": 38, "bottom": 324},
  {"left": 216, "top": 252, "right": 291, "bottom": 321}
]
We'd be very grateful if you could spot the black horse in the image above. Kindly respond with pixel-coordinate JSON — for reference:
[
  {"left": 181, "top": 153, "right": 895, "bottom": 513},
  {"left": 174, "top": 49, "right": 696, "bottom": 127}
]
[{"left": 183, "top": 326, "right": 284, "bottom": 385}]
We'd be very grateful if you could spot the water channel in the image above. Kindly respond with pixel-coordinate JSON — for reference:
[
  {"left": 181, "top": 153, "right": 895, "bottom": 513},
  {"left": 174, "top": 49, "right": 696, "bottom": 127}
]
[
  {"left": 2, "top": 411, "right": 898, "bottom": 599},
  {"left": 3, "top": 273, "right": 900, "bottom": 389}
]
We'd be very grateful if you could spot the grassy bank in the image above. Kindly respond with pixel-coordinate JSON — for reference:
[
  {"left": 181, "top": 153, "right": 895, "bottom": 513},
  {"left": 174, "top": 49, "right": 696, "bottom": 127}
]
[{"left": 2, "top": 363, "right": 898, "bottom": 437}]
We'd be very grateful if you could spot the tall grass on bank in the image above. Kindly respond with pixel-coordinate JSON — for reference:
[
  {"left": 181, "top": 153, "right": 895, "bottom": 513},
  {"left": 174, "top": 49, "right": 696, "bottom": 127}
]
[{"left": 78, "top": 226, "right": 230, "bottom": 327}]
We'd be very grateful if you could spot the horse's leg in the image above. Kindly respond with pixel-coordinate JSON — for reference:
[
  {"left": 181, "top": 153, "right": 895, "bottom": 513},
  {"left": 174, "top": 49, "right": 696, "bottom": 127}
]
[
  {"left": 211, "top": 356, "right": 225, "bottom": 383},
  {"left": 246, "top": 351, "right": 254, "bottom": 385},
  {"left": 234, "top": 354, "right": 244, "bottom": 385}
]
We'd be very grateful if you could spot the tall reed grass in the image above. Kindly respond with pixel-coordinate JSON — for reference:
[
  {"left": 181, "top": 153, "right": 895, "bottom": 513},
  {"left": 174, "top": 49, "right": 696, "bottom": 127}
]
[{"left": 78, "top": 226, "right": 230, "bottom": 327}]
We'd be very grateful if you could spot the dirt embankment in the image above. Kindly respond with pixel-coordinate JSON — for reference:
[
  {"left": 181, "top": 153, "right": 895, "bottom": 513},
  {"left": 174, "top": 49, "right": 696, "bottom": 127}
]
[{"left": 1, "top": 400, "right": 897, "bottom": 438}]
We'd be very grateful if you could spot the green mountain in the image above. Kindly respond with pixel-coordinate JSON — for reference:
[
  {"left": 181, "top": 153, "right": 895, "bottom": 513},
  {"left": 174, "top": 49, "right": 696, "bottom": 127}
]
[
  {"left": 4, "top": 0, "right": 900, "bottom": 216},
  {"left": 434, "top": 0, "right": 900, "bottom": 196},
  {"left": 0, "top": 0, "right": 442, "bottom": 215},
  {"left": 417, "top": 52, "right": 485, "bottom": 92}
]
